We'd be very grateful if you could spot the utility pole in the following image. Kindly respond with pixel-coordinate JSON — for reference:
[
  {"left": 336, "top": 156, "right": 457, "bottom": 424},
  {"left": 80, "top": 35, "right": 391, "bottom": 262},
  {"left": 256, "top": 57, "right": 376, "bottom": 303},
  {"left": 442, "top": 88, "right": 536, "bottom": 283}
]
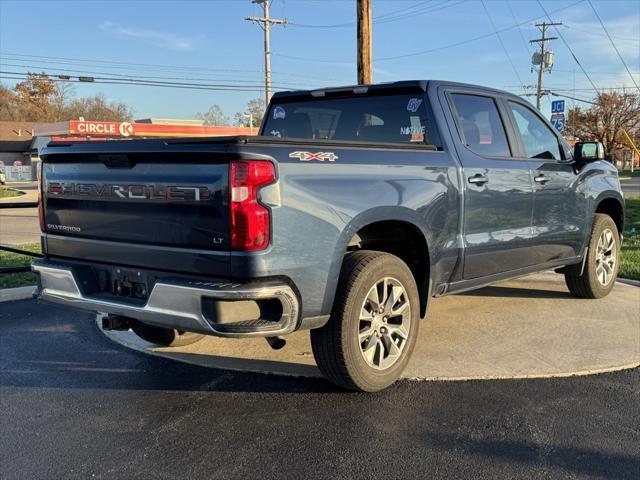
[
  {"left": 357, "top": 0, "right": 372, "bottom": 84},
  {"left": 246, "top": 0, "right": 287, "bottom": 107},
  {"left": 530, "top": 21, "right": 561, "bottom": 110}
]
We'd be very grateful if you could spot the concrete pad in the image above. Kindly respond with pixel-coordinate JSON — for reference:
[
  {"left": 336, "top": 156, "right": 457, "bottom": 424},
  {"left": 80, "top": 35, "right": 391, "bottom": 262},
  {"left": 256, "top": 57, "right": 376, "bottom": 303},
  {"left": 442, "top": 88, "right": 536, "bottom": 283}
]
[
  {"left": 0, "top": 286, "right": 36, "bottom": 302},
  {"left": 103, "top": 272, "right": 640, "bottom": 381}
]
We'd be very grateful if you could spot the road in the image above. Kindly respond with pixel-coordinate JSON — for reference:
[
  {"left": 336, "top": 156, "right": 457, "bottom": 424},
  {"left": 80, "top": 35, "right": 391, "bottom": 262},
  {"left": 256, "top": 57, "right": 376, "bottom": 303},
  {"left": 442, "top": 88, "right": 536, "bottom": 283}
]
[
  {"left": 0, "top": 207, "right": 39, "bottom": 245},
  {"left": 1, "top": 299, "right": 638, "bottom": 480},
  {"left": 621, "top": 177, "right": 640, "bottom": 197}
]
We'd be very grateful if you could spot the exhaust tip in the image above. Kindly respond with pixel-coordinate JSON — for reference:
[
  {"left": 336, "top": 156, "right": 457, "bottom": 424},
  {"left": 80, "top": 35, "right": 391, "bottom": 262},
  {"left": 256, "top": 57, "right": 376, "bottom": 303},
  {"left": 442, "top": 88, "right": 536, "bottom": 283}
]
[{"left": 265, "top": 336, "right": 286, "bottom": 350}]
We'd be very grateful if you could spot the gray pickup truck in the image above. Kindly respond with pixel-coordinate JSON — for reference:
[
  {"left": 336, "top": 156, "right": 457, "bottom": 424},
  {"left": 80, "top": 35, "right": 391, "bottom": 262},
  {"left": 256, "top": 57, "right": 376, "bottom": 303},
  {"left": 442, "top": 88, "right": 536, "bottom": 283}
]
[{"left": 33, "top": 80, "right": 624, "bottom": 391}]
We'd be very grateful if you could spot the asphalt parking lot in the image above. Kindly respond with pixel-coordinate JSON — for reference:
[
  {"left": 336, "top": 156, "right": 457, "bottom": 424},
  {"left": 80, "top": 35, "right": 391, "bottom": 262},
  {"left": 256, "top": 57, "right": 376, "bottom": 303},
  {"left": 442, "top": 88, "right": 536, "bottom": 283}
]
[{"left": 1, "top": 299, "right": 638, "bottom": 480}]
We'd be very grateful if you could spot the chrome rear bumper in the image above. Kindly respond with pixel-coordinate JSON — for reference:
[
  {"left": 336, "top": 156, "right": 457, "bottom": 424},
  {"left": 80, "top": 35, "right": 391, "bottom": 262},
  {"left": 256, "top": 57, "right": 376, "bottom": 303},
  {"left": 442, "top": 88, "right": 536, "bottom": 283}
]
[{"left": 32, "top": 260, "right": 299, "bottom": 338}]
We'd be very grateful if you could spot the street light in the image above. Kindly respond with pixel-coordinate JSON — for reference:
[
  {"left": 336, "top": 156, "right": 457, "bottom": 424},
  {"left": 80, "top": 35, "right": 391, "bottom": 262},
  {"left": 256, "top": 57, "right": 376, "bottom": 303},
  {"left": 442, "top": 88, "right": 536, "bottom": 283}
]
[{"left": 244, "top": 113, "right": 254, "bottom": 136}]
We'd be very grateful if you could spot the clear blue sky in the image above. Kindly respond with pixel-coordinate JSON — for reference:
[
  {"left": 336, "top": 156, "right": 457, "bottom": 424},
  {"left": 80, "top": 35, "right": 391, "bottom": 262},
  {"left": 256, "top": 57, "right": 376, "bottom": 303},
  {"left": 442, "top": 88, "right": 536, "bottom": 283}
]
[{"left": 1, "top": 0, "right": 638, "bottom": 121}]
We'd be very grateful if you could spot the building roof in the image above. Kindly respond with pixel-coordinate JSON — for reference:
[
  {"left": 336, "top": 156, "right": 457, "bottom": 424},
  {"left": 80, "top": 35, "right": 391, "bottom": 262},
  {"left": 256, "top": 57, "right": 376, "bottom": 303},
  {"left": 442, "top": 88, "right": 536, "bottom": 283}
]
[
  {"left": 0, "top": 121, "right": 34, "bottom": 142},
  {"left": 0, "top": 122, "right": 34, "bottom": 152}
]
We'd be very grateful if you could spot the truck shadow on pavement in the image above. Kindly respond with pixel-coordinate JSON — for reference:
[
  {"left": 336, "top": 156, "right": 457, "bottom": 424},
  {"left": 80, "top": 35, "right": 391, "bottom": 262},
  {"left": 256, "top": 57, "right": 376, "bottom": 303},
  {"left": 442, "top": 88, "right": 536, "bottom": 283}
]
[
  {"left": 458, "top": 285, "right": 572, "bottom": 299},
  {"left": 0, "top": 300, "right": 339, "bottom": 394}
]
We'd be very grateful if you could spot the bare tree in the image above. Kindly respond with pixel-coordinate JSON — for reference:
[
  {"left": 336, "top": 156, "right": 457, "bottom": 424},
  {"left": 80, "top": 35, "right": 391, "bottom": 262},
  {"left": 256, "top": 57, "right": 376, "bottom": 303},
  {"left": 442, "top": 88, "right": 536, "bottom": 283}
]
[
  {"left": 197, "top": 104, "right": 229, "bottom": 125},
  {"left": 566, "top": 92, "right": 640, "bottom": 158},
  {"left": 1, "top": 74, "right": 133, "bottom": 123},
  {"left": 62, "top": 94, "right": 133, "bottom": 122},
  {"left": 234, "top": 98, "right": 265, "bottom": 127}
]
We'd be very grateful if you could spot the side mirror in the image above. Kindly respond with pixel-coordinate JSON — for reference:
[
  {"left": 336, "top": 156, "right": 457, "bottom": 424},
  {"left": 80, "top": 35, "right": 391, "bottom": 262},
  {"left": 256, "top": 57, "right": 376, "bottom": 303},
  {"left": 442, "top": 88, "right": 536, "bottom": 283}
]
[{"left": 574, "top": 141, "right": 604, "bottom": 162}]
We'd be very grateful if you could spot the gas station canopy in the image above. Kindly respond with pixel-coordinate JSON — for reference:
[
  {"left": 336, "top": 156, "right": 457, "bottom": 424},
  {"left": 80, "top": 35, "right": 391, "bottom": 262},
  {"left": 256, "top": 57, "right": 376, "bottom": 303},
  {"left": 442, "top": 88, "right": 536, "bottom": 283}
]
[{"left": 33, "top": 119, "right": 253, "bottom": 141}]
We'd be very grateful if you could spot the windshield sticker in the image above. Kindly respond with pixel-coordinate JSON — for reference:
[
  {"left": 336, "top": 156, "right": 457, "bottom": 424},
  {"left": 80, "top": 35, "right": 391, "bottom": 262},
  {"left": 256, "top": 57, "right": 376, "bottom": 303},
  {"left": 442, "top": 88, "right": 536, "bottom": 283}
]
[
  {"left": 400, "top": 125, "right": 425, "bottom": 135},
  {"left": 270, "top": 130, "right": 282, "bottom": 137},
  {"left": 289, "top": 151, "right": 338, "bottom": 162},
  {"left": 406, "top": 98, "right": 423, "bottom": 113},
  {"left": 273, "top": 106, "right": 286, "bottom": 120}
]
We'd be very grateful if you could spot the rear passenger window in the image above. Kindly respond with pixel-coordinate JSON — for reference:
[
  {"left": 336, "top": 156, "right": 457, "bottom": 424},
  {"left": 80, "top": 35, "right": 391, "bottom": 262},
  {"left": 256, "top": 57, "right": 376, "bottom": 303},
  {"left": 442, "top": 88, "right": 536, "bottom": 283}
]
[{"left": 450, "top": 94, "right": 511, "bottom": 157}]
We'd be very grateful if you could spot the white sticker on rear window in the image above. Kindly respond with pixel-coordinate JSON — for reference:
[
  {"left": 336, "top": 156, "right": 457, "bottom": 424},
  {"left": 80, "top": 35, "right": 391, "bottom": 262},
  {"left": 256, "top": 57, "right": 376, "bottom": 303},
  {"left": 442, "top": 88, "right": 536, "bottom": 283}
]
[
  {"left": 273, "top": 106, "right": 286, "bottom": 120},
  {"left": 407, "top": 98, "right": 423, "bottom": 113}
]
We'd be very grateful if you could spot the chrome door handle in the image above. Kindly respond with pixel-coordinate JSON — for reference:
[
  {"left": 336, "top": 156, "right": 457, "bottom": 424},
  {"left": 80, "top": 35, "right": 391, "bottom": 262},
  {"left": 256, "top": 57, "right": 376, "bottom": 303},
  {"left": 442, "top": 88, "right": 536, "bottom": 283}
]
[
  {"left": 468, "top": 174, "right": 488, "bottom": 186},
  {"left": 534, "top": 174, "right": 549, "bottom": 185}
]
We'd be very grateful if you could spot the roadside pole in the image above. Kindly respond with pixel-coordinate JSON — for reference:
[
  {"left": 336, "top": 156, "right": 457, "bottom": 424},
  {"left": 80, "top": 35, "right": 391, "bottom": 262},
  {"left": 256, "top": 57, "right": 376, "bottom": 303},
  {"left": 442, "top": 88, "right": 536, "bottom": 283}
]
[
  {"left": 622, "top": 130, "right": 638, "bottom": 173},
  {"left": 357, "top": 0, "right": 372, "bottom": 85},
  {"left": 246, "top": 0, "right": 287, "bottom": 108},
  {"left": 530, "top": 21, "right": 561, "bottom": 110}
]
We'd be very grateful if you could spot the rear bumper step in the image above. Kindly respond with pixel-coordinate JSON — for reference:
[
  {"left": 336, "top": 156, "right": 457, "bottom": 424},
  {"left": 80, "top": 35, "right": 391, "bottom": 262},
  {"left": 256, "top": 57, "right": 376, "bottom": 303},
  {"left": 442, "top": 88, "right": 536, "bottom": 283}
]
[{"left": 32, "top": 260, "right": 299, "bottom": 338}]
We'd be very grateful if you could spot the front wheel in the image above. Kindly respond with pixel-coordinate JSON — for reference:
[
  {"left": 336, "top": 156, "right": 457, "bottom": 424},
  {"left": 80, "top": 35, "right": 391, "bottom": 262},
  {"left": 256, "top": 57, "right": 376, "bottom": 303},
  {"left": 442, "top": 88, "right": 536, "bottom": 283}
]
[
  {"left": 565, "top": 213, "right": 620, "bottom": 299},
  {"left": 311, "top": 251, "right": 420, "bottom": 392}
]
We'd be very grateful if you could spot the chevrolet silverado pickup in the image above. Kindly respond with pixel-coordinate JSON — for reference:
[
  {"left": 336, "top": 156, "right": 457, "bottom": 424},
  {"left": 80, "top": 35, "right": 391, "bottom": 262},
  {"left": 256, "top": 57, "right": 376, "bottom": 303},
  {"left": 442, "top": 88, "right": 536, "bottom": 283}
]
[{"left": 33, "top": 80, "right": 624, "bottom": 391}]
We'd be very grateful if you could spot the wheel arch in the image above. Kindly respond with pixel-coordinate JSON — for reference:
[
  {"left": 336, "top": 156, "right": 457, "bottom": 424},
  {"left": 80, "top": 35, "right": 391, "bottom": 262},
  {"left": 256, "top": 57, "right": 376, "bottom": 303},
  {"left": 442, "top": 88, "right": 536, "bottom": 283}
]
[
  {"left": 594, "top": 194, "right": 624, "bottom": 238},
  {"left": 321, "top": 207, "right": 433, "bottom": 319}
]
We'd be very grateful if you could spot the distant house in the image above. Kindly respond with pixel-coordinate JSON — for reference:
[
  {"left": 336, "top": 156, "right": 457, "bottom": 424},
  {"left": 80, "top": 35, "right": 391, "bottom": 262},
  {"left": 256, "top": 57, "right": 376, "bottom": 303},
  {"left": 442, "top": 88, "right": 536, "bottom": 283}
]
[{"left": 0, "top": 121, "right": 38, "bottom": 181}]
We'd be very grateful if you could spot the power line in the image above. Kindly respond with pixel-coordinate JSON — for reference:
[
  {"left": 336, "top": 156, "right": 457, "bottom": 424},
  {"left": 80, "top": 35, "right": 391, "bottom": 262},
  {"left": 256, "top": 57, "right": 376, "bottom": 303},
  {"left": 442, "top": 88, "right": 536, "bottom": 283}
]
[
  {"left": 0, "top": 62, "right": 311, "bottom": 89},
  {"left": 0, "top": 52, "right": 341, "bottom": 83},
  {"left": 586, "top": 0, "right": 639, "bottom": 91},
  {"left": 563, "top": 23, "right": 640, "bottom": 43},
  {"left": 0, "top": 61, "right": 315, "bottom": 88},
  {"left": 507, "top": 0, "right": 533, "bottom": 58},
  {"left": 536, "top": 0, "right": 600, "bottom": 94},
  {"left": 481, "top": 0, "right": 526, "bottom": 88},
  {"left": 0, "top": 71, "right": 286, "bottom": 93},
  {"left": 288, "top": 0, "right": 459, "bottom": 28},
  {"left": 274, "top": 0, "right": 585, "bottom": 64}
]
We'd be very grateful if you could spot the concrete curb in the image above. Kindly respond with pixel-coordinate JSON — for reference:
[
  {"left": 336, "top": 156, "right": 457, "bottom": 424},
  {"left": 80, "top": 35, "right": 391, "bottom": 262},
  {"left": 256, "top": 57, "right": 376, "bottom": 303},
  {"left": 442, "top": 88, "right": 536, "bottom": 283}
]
[
  {"left": 617, "top": 277, "right": 640, "bottom": 287},
  {"left": 0, "top": 286, "right": 36, "bottom": 302},
  {"left": 0, "top": 201, "right": 38, "bottom": 208}
]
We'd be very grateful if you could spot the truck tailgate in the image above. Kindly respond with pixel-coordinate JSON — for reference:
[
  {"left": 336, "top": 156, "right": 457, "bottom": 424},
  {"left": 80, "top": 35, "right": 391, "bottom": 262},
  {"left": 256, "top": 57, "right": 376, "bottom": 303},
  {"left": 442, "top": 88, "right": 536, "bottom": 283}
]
[{"left": 41, "top": 144, "right": 233, "bottom": 274}]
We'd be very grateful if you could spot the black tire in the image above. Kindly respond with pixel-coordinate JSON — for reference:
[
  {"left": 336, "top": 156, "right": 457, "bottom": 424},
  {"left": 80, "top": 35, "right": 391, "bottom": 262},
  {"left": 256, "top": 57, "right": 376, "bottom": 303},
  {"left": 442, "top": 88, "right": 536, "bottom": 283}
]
[
  {"left": 565, "top": 213, "right": 620, "bottom": 299},
  {"left": 131, "top": 323, "right": 204, "bottom": 347},
  {"left": 311, "top": 250, "right": 420, "bottom": 392}
]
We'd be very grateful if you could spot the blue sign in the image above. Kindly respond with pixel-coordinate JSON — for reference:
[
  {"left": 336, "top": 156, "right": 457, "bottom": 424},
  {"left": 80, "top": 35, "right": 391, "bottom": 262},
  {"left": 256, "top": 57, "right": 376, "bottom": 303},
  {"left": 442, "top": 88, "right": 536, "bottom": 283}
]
[
  {"left": 551, "top": 100, "right": 565, "bottom": 113},
  {"left": 550, "top": 113, "right": 565, "bottom": 133}
]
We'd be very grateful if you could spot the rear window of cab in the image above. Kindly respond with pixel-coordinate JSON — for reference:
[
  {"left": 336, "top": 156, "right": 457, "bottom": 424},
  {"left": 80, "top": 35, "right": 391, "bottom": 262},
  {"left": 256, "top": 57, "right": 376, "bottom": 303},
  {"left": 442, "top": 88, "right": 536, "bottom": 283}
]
[{"left": 261, "top": 94, "right": 440, "bottom": 147}]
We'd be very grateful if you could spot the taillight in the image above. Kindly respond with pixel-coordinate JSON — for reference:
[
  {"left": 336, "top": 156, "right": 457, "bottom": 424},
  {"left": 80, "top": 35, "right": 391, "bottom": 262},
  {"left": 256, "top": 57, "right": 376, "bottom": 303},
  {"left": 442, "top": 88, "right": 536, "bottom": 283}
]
[
  {"left": 230, "top": 160, "right": 276, "bottom": 251},
  {"left": 37, "top": 161, "right": 45, "bottom": 232}
]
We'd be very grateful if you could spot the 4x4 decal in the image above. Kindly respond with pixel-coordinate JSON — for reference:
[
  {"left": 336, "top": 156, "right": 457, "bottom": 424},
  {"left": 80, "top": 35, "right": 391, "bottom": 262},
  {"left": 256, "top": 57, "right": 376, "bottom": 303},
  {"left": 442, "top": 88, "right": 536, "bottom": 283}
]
[{"left": 289, "top": 151, "right": 339, "bottom": 162}]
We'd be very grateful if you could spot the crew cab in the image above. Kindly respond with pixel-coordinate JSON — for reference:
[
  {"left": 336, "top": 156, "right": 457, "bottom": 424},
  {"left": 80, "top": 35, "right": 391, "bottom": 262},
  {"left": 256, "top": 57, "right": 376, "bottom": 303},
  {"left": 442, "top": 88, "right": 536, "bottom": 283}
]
[{"left": 33, "top": 80, "right": 624, "bottom": 391}]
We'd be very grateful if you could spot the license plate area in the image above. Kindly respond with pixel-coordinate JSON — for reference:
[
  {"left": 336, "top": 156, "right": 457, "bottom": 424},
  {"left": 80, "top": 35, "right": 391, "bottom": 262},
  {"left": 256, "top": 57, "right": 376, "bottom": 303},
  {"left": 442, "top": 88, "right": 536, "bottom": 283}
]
[{"left": 100, "top": 266, "right": 151, "bottom": 300}]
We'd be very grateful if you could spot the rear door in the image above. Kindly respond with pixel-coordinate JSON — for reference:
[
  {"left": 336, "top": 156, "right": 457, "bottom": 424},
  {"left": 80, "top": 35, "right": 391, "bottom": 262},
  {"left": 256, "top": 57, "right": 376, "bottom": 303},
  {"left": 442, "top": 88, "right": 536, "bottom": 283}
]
[
  {"left": 442, "top": 88, "right": 534, "bottom": 279},
  {"left": 504, "top": 99, "right": 587, "bottom": 263}
]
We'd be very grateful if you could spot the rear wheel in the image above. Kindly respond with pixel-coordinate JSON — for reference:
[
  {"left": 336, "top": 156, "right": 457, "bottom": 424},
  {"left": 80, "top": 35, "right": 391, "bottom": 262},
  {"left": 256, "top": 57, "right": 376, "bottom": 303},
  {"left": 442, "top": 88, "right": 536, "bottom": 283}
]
[
  {"left": 131, "top": 323, "right": 204, "bottom": 347},
  {"left": 565, "top": 213, "right": 620, "bottom": 299},
  {"left": 311, "top": 251, "right": 420, "bottom": 392}
]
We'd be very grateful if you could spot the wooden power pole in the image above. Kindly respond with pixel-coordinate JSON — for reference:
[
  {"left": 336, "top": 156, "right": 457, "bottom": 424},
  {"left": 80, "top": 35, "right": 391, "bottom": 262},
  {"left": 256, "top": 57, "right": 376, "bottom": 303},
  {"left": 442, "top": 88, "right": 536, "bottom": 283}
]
[
  {"left": 357, "top": 0, "right": 372, "bottom": 85},
  {"left": 246, "top": 0, "right": 287, "bottom": 108},
  {"left": 530, "top": 21, "right": 561, "bottom": 110}
]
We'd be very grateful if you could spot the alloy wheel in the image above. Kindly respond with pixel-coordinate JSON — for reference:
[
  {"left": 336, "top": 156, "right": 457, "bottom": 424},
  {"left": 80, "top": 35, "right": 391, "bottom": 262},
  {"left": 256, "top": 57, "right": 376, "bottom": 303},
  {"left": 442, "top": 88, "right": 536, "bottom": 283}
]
[{"left": 358, "top": 277, "right": 411, "bottom": 370}]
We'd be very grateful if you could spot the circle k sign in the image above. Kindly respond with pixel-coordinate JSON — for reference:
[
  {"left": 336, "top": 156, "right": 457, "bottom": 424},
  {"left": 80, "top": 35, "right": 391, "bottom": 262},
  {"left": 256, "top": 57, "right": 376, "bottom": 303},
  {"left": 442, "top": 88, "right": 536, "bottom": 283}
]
[{"left": 119, "top": 122, "right": 133, "bottom": 137}]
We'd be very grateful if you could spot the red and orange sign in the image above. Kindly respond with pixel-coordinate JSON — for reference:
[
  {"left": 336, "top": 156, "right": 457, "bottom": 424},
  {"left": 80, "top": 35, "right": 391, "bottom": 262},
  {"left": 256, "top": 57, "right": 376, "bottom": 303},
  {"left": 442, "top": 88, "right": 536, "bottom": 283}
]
[{"left": 35, "top": 121, "right": 252, "bottom": 140}]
